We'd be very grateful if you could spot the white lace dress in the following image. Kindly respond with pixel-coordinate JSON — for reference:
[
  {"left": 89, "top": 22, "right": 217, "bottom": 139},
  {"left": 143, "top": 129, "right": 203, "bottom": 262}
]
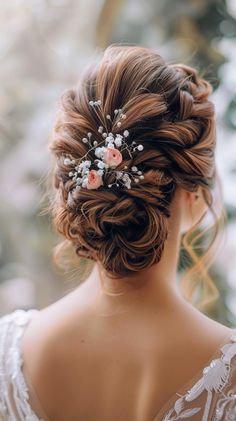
[{"left": 0, "top": 309, "right": 236, "bottom": 421}]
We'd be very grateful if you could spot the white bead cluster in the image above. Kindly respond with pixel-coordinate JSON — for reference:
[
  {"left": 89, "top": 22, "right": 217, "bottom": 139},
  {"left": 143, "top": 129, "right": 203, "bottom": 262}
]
[{"left": 63, "top": 100, "right": 145, "bottom": 191}]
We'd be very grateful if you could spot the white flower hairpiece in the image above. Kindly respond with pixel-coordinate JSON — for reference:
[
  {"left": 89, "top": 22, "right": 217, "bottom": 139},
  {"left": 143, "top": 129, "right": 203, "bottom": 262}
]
[{"left": 63, "top": 100, "right": 145, "bottom": 191}]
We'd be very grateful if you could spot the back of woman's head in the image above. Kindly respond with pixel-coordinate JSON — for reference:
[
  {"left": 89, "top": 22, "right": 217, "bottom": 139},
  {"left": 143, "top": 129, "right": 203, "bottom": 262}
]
[{"left": 48, "top": 44, "right": 217, "bottom": 295}]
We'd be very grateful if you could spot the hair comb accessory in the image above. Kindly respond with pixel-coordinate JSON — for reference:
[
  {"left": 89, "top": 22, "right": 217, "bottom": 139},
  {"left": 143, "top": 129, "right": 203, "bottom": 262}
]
[{"left": 63, "top": 99, "right": 145, "bottom": 191}]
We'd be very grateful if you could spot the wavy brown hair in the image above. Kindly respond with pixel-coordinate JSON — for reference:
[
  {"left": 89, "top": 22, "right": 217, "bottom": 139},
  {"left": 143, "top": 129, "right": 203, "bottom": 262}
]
[{"left": 47, "top": 44, "right": 223, "bottom": 309}]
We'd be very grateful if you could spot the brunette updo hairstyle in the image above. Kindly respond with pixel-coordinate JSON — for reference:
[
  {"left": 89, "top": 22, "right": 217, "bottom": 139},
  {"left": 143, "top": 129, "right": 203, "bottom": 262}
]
[{"left": 48, "top": 44, "right": 220, "bottom": 308}]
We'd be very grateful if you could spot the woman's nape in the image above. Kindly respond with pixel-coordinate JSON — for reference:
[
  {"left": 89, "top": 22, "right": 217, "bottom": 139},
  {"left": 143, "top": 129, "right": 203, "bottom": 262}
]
[{"left": 80, "top": 185, "right": 211, "bottom": 314}]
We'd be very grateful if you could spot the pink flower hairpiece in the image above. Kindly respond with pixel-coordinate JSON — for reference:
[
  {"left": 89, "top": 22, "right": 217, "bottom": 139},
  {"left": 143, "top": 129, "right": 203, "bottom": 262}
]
[{"left": 63, "top": 100, "right": 145, "bottom": 191}]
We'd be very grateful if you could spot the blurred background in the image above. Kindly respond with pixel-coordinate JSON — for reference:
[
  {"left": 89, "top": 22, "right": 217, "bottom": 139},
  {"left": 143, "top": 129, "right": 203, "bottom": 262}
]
[{"left": 0, "top": 0, "right": 236, "bottom": 326}]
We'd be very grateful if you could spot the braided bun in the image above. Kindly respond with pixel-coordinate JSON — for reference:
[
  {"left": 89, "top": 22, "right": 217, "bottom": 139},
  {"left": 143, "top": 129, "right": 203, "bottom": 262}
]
[{"left": 49, "top": 45, "right": 216, "bottom": 279}]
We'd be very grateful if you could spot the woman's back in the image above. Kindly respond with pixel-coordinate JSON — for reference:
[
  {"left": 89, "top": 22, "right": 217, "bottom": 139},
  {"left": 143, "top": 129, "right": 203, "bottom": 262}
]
[{"left": 1, "top": 277, "right": 235, "bottom": 421}]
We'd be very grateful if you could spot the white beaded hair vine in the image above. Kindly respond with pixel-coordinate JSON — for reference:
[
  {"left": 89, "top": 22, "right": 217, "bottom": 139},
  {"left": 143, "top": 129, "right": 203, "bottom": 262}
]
[{"left": 63, "top": 99, "right": 145, "bottom": 191}]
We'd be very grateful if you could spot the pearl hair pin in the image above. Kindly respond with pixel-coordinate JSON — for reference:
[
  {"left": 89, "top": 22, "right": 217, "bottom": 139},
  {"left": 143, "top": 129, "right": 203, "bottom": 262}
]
[{"left": 63, "top": 99, "right": 145, "bottom": 191}]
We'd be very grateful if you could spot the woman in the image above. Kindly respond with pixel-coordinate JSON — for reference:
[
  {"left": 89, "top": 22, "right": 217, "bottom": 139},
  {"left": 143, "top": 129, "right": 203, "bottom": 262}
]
[{"left": 0, "top": 44, "right": 236, "bottom": 421}]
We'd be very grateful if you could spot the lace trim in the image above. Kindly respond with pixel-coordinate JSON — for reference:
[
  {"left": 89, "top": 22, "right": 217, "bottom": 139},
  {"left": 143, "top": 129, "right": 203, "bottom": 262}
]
[
  {"left": 0, "top": 309, "right": 42, "bottom": 421},
  {"left": 161, "top": 332, "right": 236, "bottom": 420},
  {"left": 213, "top": 389, "right": 236, "bottom": 420}
]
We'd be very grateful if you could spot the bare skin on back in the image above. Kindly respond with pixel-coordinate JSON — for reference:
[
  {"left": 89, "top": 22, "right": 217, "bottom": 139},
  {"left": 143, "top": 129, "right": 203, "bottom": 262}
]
[{"left": 21, "top": 187, "right": 234, "bottom": 421}]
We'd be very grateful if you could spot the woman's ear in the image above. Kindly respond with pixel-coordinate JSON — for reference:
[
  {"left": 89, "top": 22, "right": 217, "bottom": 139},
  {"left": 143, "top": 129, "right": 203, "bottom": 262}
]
[{"left": 179, "top": 186, "right": 207, "bottom": 234}]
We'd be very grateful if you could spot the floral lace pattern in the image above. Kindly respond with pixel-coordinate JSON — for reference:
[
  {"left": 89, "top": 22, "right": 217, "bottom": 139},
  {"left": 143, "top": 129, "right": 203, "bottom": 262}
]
[
  {"left": 0, "top": 308, "right": 236, "bottom": 421},
  {"left": 213, "top": 389, "right": 236, "bottom": 420},
  {"left": 0, "top": 309, "right": 42, "bottom": 421},
  {"left": 160, "top": 333, "right": 236, "bottom": 421}
]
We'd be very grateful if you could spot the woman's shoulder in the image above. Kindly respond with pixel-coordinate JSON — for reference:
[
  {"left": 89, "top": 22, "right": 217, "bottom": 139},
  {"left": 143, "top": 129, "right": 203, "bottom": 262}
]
[
  {"left": 18, "top": 302, "right": 92, "bottom": 421},
  {"left": 0, "top": 306, "right": 66, "bottom": 421}
]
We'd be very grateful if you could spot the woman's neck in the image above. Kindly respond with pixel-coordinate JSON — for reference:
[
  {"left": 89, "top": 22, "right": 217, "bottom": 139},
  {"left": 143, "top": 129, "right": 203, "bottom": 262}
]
[{"left": 82, "top": 213, "right": 184, "bottom": 314}]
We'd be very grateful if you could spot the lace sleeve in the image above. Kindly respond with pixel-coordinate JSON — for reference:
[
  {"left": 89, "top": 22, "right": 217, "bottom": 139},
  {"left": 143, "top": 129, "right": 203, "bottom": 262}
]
[
  {"left": 159, "top": 332, "right": 236, "bottom": 421},
  {"left": 0, "top": 309, "right": 42, "bottom": 421},
  {"left": 212, "top": 340, "right": 236, "bottom": 420}
]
